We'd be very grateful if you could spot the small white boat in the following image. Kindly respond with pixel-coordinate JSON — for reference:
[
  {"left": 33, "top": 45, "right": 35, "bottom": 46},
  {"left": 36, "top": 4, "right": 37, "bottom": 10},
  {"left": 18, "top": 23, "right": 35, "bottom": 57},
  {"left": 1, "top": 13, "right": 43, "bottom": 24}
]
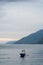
[{"left": 20, "top": 50, "right": 26, "bottom": 58}]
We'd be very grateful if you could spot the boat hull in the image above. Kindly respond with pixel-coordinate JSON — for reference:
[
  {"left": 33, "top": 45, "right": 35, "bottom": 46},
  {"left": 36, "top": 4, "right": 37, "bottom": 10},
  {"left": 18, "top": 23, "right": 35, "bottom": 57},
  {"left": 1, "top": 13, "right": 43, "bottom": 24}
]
[{"left": 20, "top": 53, "right": 25, "bottom": 58}]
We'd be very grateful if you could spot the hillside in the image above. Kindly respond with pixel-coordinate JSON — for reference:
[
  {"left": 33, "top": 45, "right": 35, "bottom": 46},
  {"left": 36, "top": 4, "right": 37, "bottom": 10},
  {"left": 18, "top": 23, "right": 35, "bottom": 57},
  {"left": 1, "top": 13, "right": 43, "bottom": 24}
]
[
  {"left": 7, "top": 41, "right": 16, "bottom": 44},
  {"left": 14, "top": 29, "right": 43, "bottom": 44}
]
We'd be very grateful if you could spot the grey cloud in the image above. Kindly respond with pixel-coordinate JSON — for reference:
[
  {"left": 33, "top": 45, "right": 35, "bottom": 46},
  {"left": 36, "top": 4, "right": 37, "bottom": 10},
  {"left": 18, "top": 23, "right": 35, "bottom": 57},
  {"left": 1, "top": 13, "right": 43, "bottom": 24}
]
[
  {"left": 0, "top": 1, "right": 43, "bottom": 39},
  {"left": 0, "top": 0, "right": 32, "bottom": 2},
  {"left": 0, "top": 10, "right": 5, "bottom": 18},
  {"left": 0, "top": 0, "right": 43, "bottom": 3},
  {"left": 0, "top": 0, "right": 43, "bottom": 5},
  {"left": 0, "top": 0, "right": 40, "bottom": 2},
  {"left": 0, "top": 3, "right": 6, "bottom": 18}
]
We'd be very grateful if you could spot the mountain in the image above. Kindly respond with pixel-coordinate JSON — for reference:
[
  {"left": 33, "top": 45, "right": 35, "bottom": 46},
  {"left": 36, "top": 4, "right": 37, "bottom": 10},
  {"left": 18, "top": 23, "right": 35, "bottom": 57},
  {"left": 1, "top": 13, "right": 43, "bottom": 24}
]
[
  {"left": 38, "top": 38, "right": 43, "bottom": 44},
  {"left": 15, "top": 29, "right": 43, "bottom": 44},
  {"left": 6, "top": 41, "right": 16, "bottom": 44}
]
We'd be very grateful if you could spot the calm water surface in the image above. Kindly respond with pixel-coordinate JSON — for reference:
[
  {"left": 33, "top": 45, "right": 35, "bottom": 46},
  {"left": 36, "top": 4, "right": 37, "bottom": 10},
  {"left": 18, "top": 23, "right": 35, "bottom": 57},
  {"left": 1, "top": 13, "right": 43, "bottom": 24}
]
[{"left": 0, "top": 44, "right": 43, "bottom": 65}]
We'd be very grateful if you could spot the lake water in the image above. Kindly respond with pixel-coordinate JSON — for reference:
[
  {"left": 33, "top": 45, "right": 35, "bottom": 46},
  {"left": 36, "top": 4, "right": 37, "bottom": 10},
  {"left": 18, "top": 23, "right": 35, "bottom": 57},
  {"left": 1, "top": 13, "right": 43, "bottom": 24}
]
[{"left": 0, "top": 44, "right": 43, "bottom": 65}]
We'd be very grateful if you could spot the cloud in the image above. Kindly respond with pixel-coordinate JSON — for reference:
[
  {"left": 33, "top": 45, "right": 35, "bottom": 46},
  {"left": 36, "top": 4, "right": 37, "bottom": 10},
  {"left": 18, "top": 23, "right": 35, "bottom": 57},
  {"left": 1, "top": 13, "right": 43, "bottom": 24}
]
[
  {"left": 0, "top": 9, "right": 5, "bottom": 18},
  {"left": 0, "top": 2, "right": 6, "bottom": 18},
  {"left": 0, "top": 0, "right": 33, "bottom": 1},
  {"left": 0, "top": 1, "right": 43, "bottom": 39},
  {"left": 0, "top": 0, "right": 43, "bottom": 2}
]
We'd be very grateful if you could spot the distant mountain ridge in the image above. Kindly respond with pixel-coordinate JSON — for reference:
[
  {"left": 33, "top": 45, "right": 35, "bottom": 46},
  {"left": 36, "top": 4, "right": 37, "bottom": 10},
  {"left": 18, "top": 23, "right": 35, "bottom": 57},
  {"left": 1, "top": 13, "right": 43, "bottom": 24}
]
[
  {"left": 6, "top": 29, "right": 43, "bottom": 44},
  {"left": 14, "top": 29, "right": 43, "bottom": 44},
  {"left": 7, "top": 41, "right": 16, "bottom": 44}
]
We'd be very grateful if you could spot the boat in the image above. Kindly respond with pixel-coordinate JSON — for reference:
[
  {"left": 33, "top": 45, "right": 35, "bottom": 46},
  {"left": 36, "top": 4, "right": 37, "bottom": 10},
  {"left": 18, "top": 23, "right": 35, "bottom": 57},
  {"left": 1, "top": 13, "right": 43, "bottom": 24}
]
[{"left": 20, "top": 50, "right": 26, "bottom": 58}]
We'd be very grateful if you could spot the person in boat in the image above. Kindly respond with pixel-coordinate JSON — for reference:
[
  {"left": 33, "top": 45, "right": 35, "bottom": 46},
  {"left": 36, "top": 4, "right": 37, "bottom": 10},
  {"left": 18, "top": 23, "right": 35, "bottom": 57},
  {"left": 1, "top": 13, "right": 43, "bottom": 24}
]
[{"left": 20, "top": 49, "right": 26, "bottom": 58}]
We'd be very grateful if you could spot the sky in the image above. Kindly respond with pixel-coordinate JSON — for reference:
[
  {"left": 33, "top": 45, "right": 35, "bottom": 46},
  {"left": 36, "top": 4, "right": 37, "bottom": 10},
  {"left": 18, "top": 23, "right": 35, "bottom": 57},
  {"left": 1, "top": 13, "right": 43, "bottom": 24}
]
[{"left": 0, "top": 0, "right": 43, "bottom": 42}]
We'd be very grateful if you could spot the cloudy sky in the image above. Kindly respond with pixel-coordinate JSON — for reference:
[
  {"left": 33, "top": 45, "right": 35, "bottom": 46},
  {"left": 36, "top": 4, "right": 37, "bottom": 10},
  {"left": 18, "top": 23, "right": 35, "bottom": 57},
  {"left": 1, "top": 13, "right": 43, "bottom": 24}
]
[{"left": 0, "top": 0, "right": 43, "bottom": 42}]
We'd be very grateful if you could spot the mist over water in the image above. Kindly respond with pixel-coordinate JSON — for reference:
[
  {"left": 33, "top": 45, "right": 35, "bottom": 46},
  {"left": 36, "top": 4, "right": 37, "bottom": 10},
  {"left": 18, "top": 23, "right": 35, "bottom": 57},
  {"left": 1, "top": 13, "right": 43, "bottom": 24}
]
[{"left": 0, "top": 44, "right": 43, "bottom": 65}]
